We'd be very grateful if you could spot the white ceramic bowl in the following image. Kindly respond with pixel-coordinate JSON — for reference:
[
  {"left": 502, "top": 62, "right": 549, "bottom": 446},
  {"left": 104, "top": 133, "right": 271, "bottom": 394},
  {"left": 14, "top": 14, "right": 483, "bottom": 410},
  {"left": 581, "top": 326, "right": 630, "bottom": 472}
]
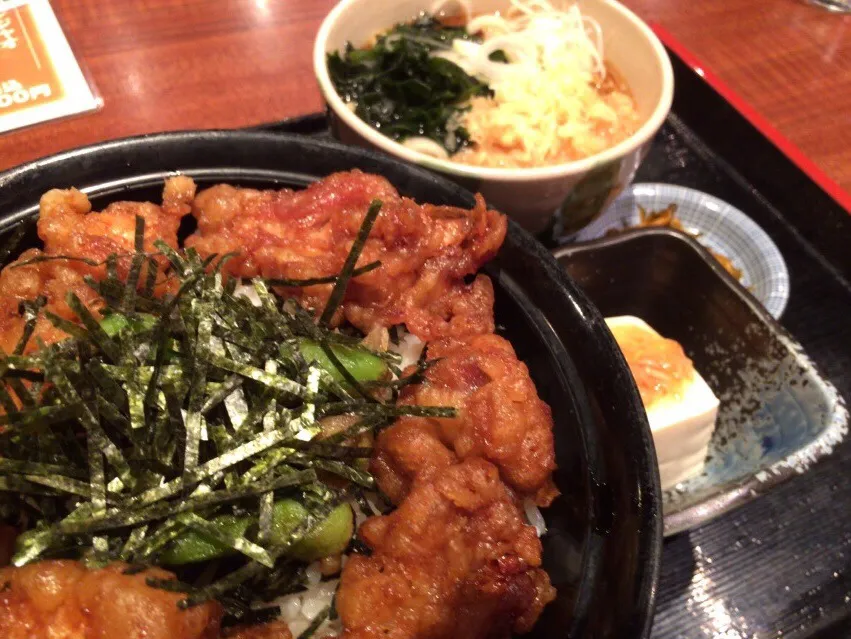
[{"left": 314, "top": 0, "right": 674, "bottom": 233}]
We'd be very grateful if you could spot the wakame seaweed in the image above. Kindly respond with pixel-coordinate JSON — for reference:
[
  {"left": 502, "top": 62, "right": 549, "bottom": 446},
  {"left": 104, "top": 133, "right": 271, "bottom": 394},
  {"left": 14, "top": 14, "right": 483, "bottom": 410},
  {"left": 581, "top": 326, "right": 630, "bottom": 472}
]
[
  {"left": 327, "top": 13, "right": 490, "bottom": 155},
  {"left": 0, "top": 204, "right": 454, "bottom": 611}
]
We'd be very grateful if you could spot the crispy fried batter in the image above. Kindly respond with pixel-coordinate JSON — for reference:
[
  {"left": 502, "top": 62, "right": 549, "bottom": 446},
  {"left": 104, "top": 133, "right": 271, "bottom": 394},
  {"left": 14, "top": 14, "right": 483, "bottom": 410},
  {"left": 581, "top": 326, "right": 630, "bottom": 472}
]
[
  {"left": 0, "top": 178, "right": 196, "bottom": 354},
  {"left": 184, "top": 171, "right": 506, "bottom": 341},
  {"left": 222, "top": 621, "right": 293, "bottom": 639},
  {"left": 372, "top": 334, "right": 558, "bottom": 506},
  {"left": 37, "top": 179, "right": 193, "bottom": 262},
  {"left": 0, "top": 560, "right": 221, "bottom": 639},
  {"left": 370, "top": 417, "right": 457, "bottom": 505},
  {"left": 0, "top": 250, "right": 93, "bottom": 353},
  {"left": 337, "top": 459, "right": 555, "bottom": 639},
  {"left": 0, "top": 557, "right": 296, "bottom": 639}
]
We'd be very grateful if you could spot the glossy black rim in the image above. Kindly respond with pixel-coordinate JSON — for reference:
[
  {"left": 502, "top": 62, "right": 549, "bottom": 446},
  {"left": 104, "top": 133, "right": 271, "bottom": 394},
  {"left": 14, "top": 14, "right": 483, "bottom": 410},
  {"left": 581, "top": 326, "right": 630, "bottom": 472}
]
[{"left": 0, "top": 130, "right": 662, "bottom": 638}]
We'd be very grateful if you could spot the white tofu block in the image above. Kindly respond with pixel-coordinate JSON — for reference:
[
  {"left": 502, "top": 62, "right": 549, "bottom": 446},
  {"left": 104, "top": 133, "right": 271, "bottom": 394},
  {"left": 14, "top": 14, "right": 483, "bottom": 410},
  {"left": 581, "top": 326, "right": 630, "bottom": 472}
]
[{"left": 606, "top": 316, "right": 719, "bottom": 491}]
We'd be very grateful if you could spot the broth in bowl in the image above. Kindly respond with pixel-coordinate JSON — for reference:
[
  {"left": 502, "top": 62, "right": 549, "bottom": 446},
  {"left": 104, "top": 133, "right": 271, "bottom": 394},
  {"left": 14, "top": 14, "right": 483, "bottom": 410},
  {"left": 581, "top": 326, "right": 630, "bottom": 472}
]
[
  {"left": 327, "top": 1, "right": 641, "bottom": 169},
  {"left": 315, "top": 0, "right": 673, "bottom": 234}
]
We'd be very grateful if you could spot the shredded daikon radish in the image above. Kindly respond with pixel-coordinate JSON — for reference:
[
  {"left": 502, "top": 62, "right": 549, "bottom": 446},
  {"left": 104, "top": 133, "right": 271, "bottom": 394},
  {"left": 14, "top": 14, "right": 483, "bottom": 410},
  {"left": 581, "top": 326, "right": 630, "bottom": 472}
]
[
  {"left": 429, "top": 0, "right": 640, "bottom": 167},
  {"left": 461, "top": 0, "right": 605, "bottom": 79},
  {"left": 524, "top": 498, "right": 547, "bottom": 537}
]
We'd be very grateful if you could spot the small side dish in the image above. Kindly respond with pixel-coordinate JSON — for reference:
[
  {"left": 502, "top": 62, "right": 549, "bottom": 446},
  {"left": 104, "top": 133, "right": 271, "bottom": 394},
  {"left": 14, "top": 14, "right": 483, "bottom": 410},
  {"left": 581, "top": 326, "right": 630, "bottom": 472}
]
[
  {"left": 0, "top": 171, "right": 557, "bottom": 639},
  {"left": 606, "top": 204, "right": 744, "bottom": 281},
  {"left": 606, "top": 316, "right": 718, "bottom": 491},
  {"left": 557, "top": 228, "right": 845, "bottom": 535},
  {"left": 327, "top": 1, "right": 639, "bottom": 168},
  {"left": 576, "top": 183, "right": 791, "bottom": 318}
]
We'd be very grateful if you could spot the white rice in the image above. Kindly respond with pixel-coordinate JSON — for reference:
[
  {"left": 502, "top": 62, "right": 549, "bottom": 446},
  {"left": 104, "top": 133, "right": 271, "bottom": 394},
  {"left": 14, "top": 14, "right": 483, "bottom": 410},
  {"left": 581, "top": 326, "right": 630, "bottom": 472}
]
[
  {"left": 273, "top": 573, "right": 341, "bottom": 637},
  {"left": 233, "top": 281, "right": 262, "bottom": 306},
  {"left": 350, "top": 497, "right": 371, "bottom": 527},
  {"left": 524, "top": 499, "right": 547, "bottom": 537},
  {"left": 391, "top": 331, "right": 425, "bottom": 370},
  {"left": 305, "top": 562, "right": 322, "bottom": 586}
]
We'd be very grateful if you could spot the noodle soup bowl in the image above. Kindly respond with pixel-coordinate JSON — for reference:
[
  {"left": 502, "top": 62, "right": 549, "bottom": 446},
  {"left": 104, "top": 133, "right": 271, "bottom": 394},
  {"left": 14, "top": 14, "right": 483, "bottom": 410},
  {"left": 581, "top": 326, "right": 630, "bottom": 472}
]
[{"left": 314, "top": 0, "right": 674, "bottom": 234}]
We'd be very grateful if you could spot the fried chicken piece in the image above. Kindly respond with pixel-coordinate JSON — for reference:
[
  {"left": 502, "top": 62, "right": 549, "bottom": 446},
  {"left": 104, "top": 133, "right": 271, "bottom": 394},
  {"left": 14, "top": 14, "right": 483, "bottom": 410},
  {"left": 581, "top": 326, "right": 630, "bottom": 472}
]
[
  {"left": 0, "top": 177, "right": 196, "bottom": 354},
  {"left": 185, "top": 171, "right": 506, "bottom": 341},
  {"left": 372, "top": 334, "right": 558, "bottom": 506},
  {"left": 337, "top": 459, "right": 555, "bottom": 639},
  {"left": 37, "top": 177, "right": 194, "bottom": 261},
  {"left": 222, "top": 621, "right": 293, "bottom": 639},
  {"left": 370, "top": 418, "right": 456, "bottom": 505},
  {"left": 0, "top": 249, "right": 109, "bottom": 353},
  {"left": 0, "top": 560, "right": 221, "bottom": 639}
]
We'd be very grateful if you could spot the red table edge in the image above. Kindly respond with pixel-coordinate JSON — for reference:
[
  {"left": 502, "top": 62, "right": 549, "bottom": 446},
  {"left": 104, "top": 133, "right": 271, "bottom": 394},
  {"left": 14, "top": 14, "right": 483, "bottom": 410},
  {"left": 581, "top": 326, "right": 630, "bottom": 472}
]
[{"left": 651, "top": 23, "right": 851, "bottom": 215}]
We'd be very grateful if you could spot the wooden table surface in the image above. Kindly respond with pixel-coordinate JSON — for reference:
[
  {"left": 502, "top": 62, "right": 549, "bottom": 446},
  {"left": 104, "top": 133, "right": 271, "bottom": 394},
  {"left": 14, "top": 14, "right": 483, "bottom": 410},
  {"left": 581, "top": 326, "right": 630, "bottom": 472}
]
[{"left": 1, "top": 0, "right": 850, "bottom": 199}]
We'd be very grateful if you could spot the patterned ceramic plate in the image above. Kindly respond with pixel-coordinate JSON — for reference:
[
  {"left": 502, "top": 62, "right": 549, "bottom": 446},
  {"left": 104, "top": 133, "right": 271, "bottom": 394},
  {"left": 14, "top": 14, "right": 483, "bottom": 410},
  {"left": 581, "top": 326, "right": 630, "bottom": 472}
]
[
  {"left": 575, "top": 183, "right": 791, "bottom": 318},
  {"left": 554, "top": 229, "right": 848, "bottom": 536}
]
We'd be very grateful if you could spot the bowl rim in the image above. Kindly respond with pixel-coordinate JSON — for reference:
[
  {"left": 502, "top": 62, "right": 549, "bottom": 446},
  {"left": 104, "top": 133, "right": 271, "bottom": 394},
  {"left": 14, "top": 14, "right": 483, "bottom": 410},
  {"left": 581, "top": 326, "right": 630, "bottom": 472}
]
[
  {"left": 313, "top": 0, "right": 675, "bottom": 182},
  {"left": 554, "top": 226, "right": 849, "bottom": 536},
  {"left": 0, "top": 128, "right": 663, "bottom": 638}
]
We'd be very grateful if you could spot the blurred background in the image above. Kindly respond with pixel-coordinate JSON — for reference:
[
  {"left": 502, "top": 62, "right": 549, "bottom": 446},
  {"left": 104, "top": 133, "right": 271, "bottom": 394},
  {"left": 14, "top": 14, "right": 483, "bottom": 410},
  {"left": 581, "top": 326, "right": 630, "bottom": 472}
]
[{"left": 0, "top": 0, "right": 849, "bottom": 198}]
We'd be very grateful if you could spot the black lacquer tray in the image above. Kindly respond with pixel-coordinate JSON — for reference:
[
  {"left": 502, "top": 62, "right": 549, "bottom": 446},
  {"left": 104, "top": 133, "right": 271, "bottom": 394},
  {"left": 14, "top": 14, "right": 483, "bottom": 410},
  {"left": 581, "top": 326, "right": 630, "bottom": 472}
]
[{"left": 254, "top": 43, "right": 851, "bottom": 638}]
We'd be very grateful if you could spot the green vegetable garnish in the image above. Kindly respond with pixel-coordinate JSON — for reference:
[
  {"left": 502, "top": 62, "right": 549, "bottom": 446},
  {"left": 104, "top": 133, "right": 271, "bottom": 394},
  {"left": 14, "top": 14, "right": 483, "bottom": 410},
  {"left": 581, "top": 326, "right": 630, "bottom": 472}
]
[
  {"left": 160, "top": 499, "right": 354, "bottom": 565},
  {"left": 327, "top": 13, "right": 491, "bottom": 155},
  {"left": 298, "top": 340, "right": 387, "bottom": 386}
]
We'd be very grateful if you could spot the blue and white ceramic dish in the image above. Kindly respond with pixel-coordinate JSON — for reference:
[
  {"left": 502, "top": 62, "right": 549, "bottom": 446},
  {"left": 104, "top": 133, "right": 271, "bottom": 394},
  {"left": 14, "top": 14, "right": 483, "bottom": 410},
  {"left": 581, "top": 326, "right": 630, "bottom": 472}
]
[
  {"left": 555, "top": 228, "right": 848, "bottom": 536},
  {"left": 575, "top": 183, "right": 791, "bottom": 318}
]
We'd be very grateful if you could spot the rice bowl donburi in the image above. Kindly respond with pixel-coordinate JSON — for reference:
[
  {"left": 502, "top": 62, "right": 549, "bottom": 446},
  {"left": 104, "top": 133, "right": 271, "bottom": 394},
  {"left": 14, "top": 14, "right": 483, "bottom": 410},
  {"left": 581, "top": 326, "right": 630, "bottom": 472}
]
[{"left": 0, "top": 170, "right": 558, "bottom": 639}]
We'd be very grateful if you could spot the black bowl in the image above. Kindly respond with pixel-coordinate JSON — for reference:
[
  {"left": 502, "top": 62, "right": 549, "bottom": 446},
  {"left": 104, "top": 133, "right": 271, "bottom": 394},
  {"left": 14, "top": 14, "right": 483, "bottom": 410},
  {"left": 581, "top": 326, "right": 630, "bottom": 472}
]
[{"left": 0, "top": 131, "right": 662, "bottom": 638}]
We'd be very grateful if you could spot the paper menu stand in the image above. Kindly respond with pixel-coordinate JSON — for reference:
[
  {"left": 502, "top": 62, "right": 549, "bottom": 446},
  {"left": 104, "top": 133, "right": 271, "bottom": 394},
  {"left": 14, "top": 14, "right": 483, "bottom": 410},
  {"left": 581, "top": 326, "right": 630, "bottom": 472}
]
[{"left": 0, "top": 0, "right": 100, "bottom": 134}]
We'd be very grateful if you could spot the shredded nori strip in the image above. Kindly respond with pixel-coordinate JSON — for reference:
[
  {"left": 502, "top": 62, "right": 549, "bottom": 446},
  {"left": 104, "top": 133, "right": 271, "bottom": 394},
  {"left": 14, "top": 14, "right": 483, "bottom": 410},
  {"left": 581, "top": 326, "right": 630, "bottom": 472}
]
[
  {"left": 0, "top": 197, "right": 454, "bottom": 612},
  {"left": 145, "top": 576, "right": 196, "bottom": 593},
  {"left": 10, "top": 254, "right": 101, "bottom": 268},
  {"left": 179, "top": 512, "right": 275, "bottom": 567},
  {"left": 14, "top": 297, "right": 46, "bottom": 356},
  {"left": 319, "top": 199, "right": 382, "bottom": 326},
  {"left": 317, "top": 401, "right": 456, "bottom": 419},
  {"left": 265, "top": 260, "right": 381, "bottom": 288},
  {"left": 122, "top": 563, "right": 148, "bottom": 575}
]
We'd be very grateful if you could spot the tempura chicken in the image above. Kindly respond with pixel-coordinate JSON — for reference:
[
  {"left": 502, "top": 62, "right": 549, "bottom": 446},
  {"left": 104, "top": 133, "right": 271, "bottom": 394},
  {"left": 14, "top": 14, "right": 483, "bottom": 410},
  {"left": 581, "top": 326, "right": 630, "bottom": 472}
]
[
  {"left": 0, "top": 559, "right": 301, "bottom": 639},
  {"left": 185, "top": 171, "right": 506, "bottom": 341},
  {"left": 222, "top": 622, "right": 293, "bottom": 639},
  {"left": 0, "top": 561, "right": 221, "bottom": 639},
  {"left": 372, "top": 334, "right": 558, "bottom": 506},
  {"left": 0, "top": 177, "right": 195, "bottom": 353},
  {"left": 337, "top": 459, "right": 556, "bottom": 639}
]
